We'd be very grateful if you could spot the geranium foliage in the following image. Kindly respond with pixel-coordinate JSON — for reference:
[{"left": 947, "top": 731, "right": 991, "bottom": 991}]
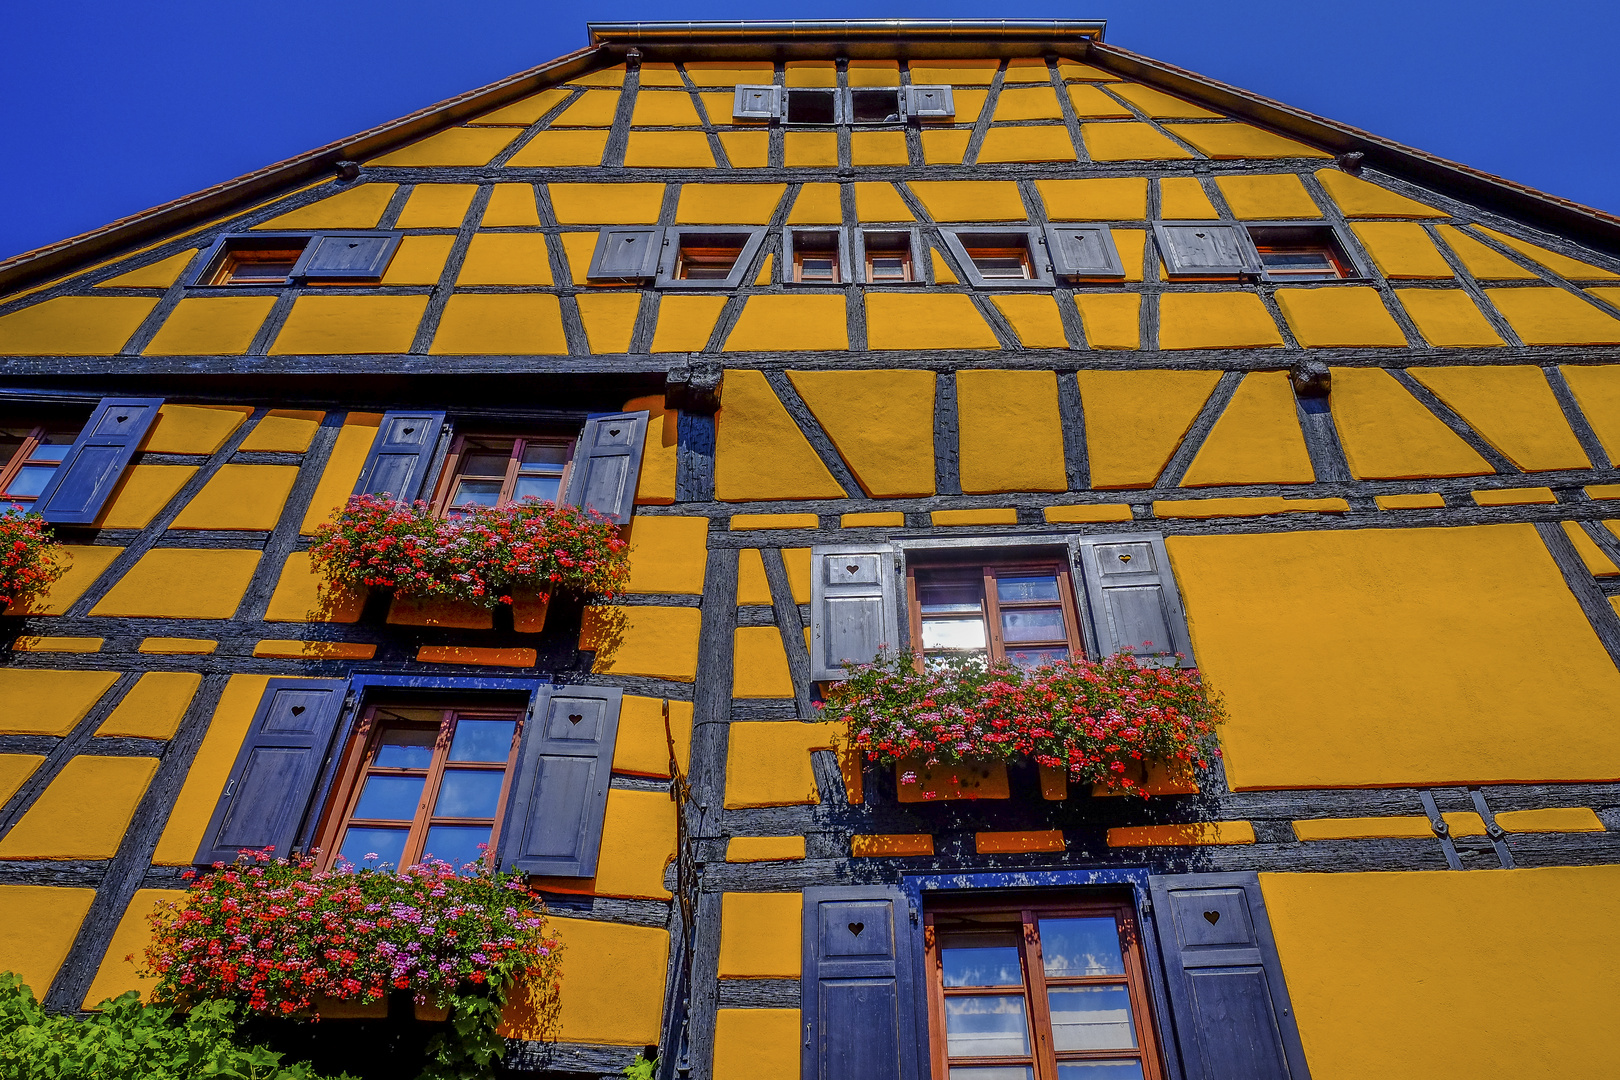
[
  {"left": 822, "top": 650, "right": 1225, "bottom": 796},
  {"left": 0, "top": 507, "right": 65, "bottom": 611}
]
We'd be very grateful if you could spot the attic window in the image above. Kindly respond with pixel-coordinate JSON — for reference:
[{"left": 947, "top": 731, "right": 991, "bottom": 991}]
[
  {"left": 676, "top": 237, "right": 746, "bottom": 280},
  {"left": 963, "top": 237, "right": 1035, "bottom": 281},
  {"left": 206, "top": 240, "right": 308, "bottom": 286},
  {"left": 785, "top": 89, "right": 838, "bottom": 125},
  {"left": 190, "top": 231, "right": 403, "bottom": 287},
  {"left": 938, "top": 227, "right": 1056, "bottom": 289},
  {"left": 1247, "top": 224, "right": 1355, "bottom": 281},
  {"left": 862, "top": 231, "right": 916, "bottom": 283},
  {"left": 786, "top": 228, "right": 846, "bottom": 285},
  {"left": 655, "top": 227, "right": 768, "bottom": 289},
  {"left": 850, "top": 89, "right": 903, "bottom": 124}
]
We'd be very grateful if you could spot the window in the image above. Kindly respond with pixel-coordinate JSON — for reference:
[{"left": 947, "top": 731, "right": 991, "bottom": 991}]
[
  {"left": 431, "top": 433, "right": 573, "bottom": 515},
  {"left": 850, "top": 88, "right": 903, "bottom": 124},
  {"left": 1246, "top": 224, "right": 1356, "bottom": 281},
  {"left": 1155, "top": 222, "right": 1363, "bottom": 281},
  {"left": 908, "top": 559, "right": 1083, "bottom": 668},
  {"left": 925, "top": 895, "right": 1166, "bottom": 1080},
  {"left": 677, "top": 240, "right": 746, "bottom": 280},
  {"left": 785, "top": 88, "right": 838, "bottom": 125},
  {"left": 862, "top": 230, "right": 918, "bottom": 283},
  {"left": 316, "top": 699, "right": 524, "bottom": 872},
  {"left": 655, "top": 227, "right": 767, "bottom": 289},
  {"left": 786, "top": 228, "right": 845, "bottom": 285},
  {"left": 207, "top": 242, "right": 307, "bottom": 285},
  {"left": 189, "top": 231, "right": 402, "bottom": 286},
  {"left": 732, "top": 85, "right": 954, "bottom": 123},
  {"left": 939, "top": 228, "right": 1055, "bottom": 289},
  {"left": 0, "top": 422, "right": 83, "bottom": 505}
]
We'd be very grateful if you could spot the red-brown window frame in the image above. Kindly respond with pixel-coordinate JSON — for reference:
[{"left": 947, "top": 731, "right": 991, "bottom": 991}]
[
  {"left": 964, "top": 243, "right": 1035, "bottom": 280},
  {"left": 0, "top": 422, "right": 81, "bottom": 505},
  {"left": 923, "top": 893, "right": 1166, "bottom": 1080},
  {"left": 905, "top": 557, "right": 1085, "bottom": 664},
  {"left": 428, "top": 432, "right": 576, "bottom": 517},
  {"left": 1251, "top": 242, "right": 1351, "bottom": 280},
  {"left": 675, "top": 243, "right": 746, "bottom": 280}
]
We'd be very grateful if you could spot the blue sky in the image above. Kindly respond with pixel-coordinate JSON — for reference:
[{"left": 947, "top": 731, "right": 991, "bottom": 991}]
[{"left": 3, "top": 1, "right": 1616, "bottom": 262}]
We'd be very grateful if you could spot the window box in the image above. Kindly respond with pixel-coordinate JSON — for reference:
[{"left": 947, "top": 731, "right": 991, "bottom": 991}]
[{"left": 895, "top": 756, "right": 1010, "bottom": 802}]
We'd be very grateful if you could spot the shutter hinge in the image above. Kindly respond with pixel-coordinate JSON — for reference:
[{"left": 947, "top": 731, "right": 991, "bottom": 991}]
[
  {"left": 223, "top": 778, "right": 236, "bottom": 799},
  {"left": 343, "top": 692, "right": 358, "bottom": 713},
  {"left": 1140, "top": 896, "right": 1152, "bottom": 916}
]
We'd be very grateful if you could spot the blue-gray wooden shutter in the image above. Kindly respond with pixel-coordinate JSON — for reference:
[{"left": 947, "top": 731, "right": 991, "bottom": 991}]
[
  {"left": 733, "top": 84, "right": 783, "bottom": 120},
  {"left": 1148, "top": 872, "right": 1313, "bottom": 1080},
  {"left": 33, "top": 397, "right": 164, "bottom": 525},
  {"left": 1045, "top": 224, "right": 1125, "bottom": 279},
  {"left": 1073, "top": 532, "right": 1192, "bottom": 660},
  {"left": 587, "top": 227, "right": 664, "bottom": 281},
  {"left": 193, "top": 679, "right": 349, "bottom": 866},
  {"left": 352, "top": 411, "right": 445, "bottom": 500},
  {"left": 1154, "top": 223, "right": 1257, "bottom": 277},
  {"left": 801, "top": 885, "right": 923, "bottom": 1080},
  {"left": 497, "top": 684, "right": 622, "bottom": 877},
  {"left": 902, "top": 85, "right": 954, "bottom": 119},
  {"left": 293, "top": 231, "right": 402, "bottom": 281},
  {"left": 809, "top": 544, "right": 900, "bottom": 681},
  {"left": 563, "top": 410, "right": 649, "bottom": 525}
]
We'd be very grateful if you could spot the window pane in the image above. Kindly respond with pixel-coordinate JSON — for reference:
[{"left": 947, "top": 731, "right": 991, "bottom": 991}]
[
  {"left": 799, "top": 256, "right": 837, "bottom": 281},
  {"left": 973, "top": 256, "right": 1028, "bottom": 278},
  {"left": 871, "top": 257, "right": 908, "bottom": 280},
  {"left": 1056, "top": 1064, "right": 1144, "bottom": 1080},
  {"left": 337, "top": 825, "right": 409, "bottom": 870},
  {"left": 1259, "top": 250, "right": 1335, "bottom": 271},
  {"left": 4, "top": 464, "right": 56, "bottom": 498},
  {"left": 373, "top": 727, "right": 436, "bottom": 769},
  {"left": 943, "top": 945, "right": 1023, "bottom": 988},
  {"left": 432, "top": 769, "right": 505, "bottom": 819},
  {"left": 1006, "top": 647, "right": 1068, "bottom": 670},
  {"left": 448, "top": 719, "right": 517, "bottom": 763},
  {"left": 423, "top": 824, "right": 493, "bottom": 872},
  {"left": 521, "top": 442, "right": 569, "bottom": 468},
  {"left": 951, "top": 1069, "right": 1034, "bottom": 1080},
  {"left": 922, "top": 617, "right": 987, "bottom": 651},
  {"left": 944, "top": 995, "right": 1030, "bottom": 1058},
  {"left": 459, "top": 451, "right": 512, "bottom": 477},
  {"left": 1048, "top": 986, "right": 1137, "bottom": 1052},
  {"left": 28, "top": 440, "right": 74, "bottom": 463},
  {"left": 1039, "top": 918, "right": 1126, "bottom": 977},
  {"left": 451, "top": 479, "right": 502, "bottom": 507},
  {"left": 354, "top": 774, "right": 426, "bottom": 821},
  {"left": 996, "top": 575, "right": 1060, "bottom": 603},
  {"left": 919, "top": 581, "right": 983, "bottom": 614},
  {"left": 512, "top": 476, "right": 561, "bottom": 502},
  {"left": 1001, "top": 609, "right": 1068, "bottom": 643}
]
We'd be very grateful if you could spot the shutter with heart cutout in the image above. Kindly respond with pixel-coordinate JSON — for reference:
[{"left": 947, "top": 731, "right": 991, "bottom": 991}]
[
  {"left": 294, "top": 231, "right": 403, "bottom": 281},
  {"left": 352, "top": 410, "right": 446, "bottom": 500},
  {"left": 1154, "top": 222, "right": 1257, "bottom": 277},
  {"left": 801, "top": 885, "right": 924, "bottom": 1080},
  {"left": 562, "top": 411, "right": 650, "bottom": 525},
  {"left": 809, "top": 544, "right": 901, "bottom": 681},
  {"left": 496, "top": 684, "right": 622, "bottom": 877},
  {"left": 193, "top": 679, "right": 350, "bottom": 866},
  {"left": 1148, "top": 872, "right": 1313, "bottom": 1080},
  {"left": 1073, "top": 532, "right": 1191, "bottom": 660},
  {"left": 33, "top": 396, "right": 165, "bottom": 525}
]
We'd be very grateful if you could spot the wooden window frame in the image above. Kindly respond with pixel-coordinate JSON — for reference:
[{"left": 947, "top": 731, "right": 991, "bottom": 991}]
[
  {"left": 0, "top": 422, "right": 82, "bottom": 506},
  {"left": 938, "top": 226, "right": 1056, "bottom": 289},
  {"left": 966, "top": 244, "right": 1035, "bottom": 281},
  {"left": 923, "top": 892, "right": 1166, "bottom": 1080},
  {"left": 1251, "top": 242, "right": 1352, "bottom": 281},
  {"left": 1244, "top": 222, "right": 1365, "bottom": 283},
  {"left": 906, "top": 556, "right": 1084, "bottom": 665},
  {"left": 313, "top": 698, "right": 525, "bottom": 873},
  {"left": 861, "top": 230, "right": 918, "bottom": 284},
  {"left": 428, "top": 431, "right": 576, "bottom": 517}
]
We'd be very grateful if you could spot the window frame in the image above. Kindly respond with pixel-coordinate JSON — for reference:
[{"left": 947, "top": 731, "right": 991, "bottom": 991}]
[
  {"left": 1244, "top": 221, "right": 1369, "bottom": 283},
  {"left": 187, "top": 231, "right": 404, "bottom": 287},
  {"left": 783, "top": 227, "right": 851, "bottom": 286},
  {"left": 906, "top": 555, "right": 1085, "bottom": 667},
  {"left": 654, "top": 226, "right": 769, "bottom": 290},
  {"left": 0, "top": 420, "right": 84, "bottom": 507},
  {"left": 937, "top": 226, "right": 1056, "bottom": 289},
  {"left": 855, "top": 228, "right": 925, "bottom": 285},
  {"left": 428, "top": 430, "right": 577, "bottom": 517},
  {"left": 732, "top": 85, "right": 955, "bottom": 123}
]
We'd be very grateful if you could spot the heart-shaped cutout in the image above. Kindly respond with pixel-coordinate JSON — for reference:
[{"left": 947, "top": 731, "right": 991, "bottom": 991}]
[
  {"left": 846, "top": 564, "right": 859, "bottom": 574},
  {"left": 115, "top": 415, "right": 129, "bottom": 423},
  {"left": 1118, "top": 553, "right": 1132, "bottom": 563},
  {"left": 1203, "top": 910, "right": 1220, "bottom": 925},
  {"left": 847, "top": 922, "right": 864, "bottom": 937},
  {"left": 568, "top": 713, "right": 584, "bottom": 725},
  {"left": 609, "top": 427, "right": 621, "bottom": 436},
  {"left": 402, "top": 426, "right": 415, "bottom": 435},
  {"left": 290, "top": 705, "right": 306, "bottom": 716}
]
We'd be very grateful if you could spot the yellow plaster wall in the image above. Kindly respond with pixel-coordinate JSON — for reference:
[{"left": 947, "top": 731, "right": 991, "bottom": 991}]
[
  {"left": 0, "top": 296, "right": 157, "bottom": 355},
  {"left": 169, "top": 464, "right": 298, "bottom": 530},
  {"left": 1261, "top": 867, "right": 1620, "bottom": 1080},
  {"left": 1487, "top": 288, "right": 1620, "bottom": 345},
  {"left": 1315, "top": 170, "right": 1445, "bottom": 217},
  {"left": 470, "top": 88, "right": 570, "bottom": 125},
  {"left": 82, "top": 889, "right": 184, "bottom": 1007},
  {"left": 380, "top": 234, "right": 454, "bottom": 285},
  {"left": 907, "top": 181, "right": 1026, "bottom": 222},
  {"left": 143, "top": 404, "right": 252, "bottom": 454},
  {"left": 0, "top": 886, "right": 95, "bottom": 999},
  {"left": 431, "top": 294, "right": 568, "bottom": 354},
  {"left": 676, "top": 184, "right": 787, "bottom": 224},
  {"left": 1180, "top": 371, "right": 1314, "bottom": 486},
  {"left": 718, "top": 892, "right": 802, "bottom": 977},
  {"left": 0, "top": 756, "right": 44, "bottom": 806},
  {"left": 264, "top": 551, "right": 366, "bottom": 623},
  {"left": 456, "top": 233, "right": 553, "bottom": 285},
  {"left": 850, "top": 131, "right": 909, "bottom": 166},
  {"left": 1562, "top": 521, "right": 1618, "bottom": 575},
  {"left": 853, "top": 182, "right": 915, "bottom": 222},
  {"left": 1083, "top": 123, "right": 1195, "bottom": 161},
  {"left": 625, "top": 131, "right": 717, "bottom": 168},
  {"left": 625, "top": 515, "right": 708, "bottom": 594},
  {"left": 624, "top": 394, "right": 678, "bottom": 506},
  {"left": 1436, "top": 226, "right": 1538, "bottom": 279},
  {"left": 1349, "top": 222, "right": 1454, "bottom": 278},
  {"left": 0, "top": 669, "right": 119, "bottom": 736},
  {"left": 144, "top": 296, "right": 274, "bottom": 355},
  {"left": 480, "top": 184, "right": 542, "bottom": 226},
  {"left": 549, "top": 183, "right": 664, "bottom": 224},
  {"left": 1035, "top": 177, "right": 1146, "bottom": 220},
  {"left": 650, "top": 295, "right": 727, "bottom": 352},
  {"left": 576, "top": 293, "right": 641, "bottom": 353},
  {"left": 956, "top": 370, "right": 1067, "bottom": 493},
  {"left": 866, "top": 293, "right": 1000, "bottom": 350},
  {"left": 395, "top": 184, "right": 476, "bottom": 228},
  {"left": 593, "top": 789, "right": 676, "bottom": 900},
  {"left": 977, "top": 126, "right": 1077, "bottom": 164},
  {"left": 1076, "top": 370, "right": 1221, "bottom": 488},
  {"left": 725, "top": 721, "right": 840, "bottom": 807},
  {"left": 96, "top": 672, "right": 201, "bottom": 740},
  {"left": 1159, "top": 176, "right": 1219, "bottom": 218},
  {"left": 611, "top": 696, "right": 693, "bottom": 778},
  {"left": 733, "top": 627, "right": 794, "bottom": 698},
  {"left": 91, "top": 549, "right": 259, "bottom": 619},
  {"left": 1409, "top": 366, "right": 1591, "bottom": 471},
  {"left": 579, "top": 606, "right": 701, "bottom": 682},
  {"left": 152, "top": 675, "right": 272, "bottom": 864},
  {"left": 1396, "top": 289, "right": 1505, "bottom": 347},
  {"left": 97, "top": 249, "right": 199, "bottom": 288},
  {"left": 714, "top": 1009, "right": 800, "bottom": 1080},
  {"left": 736, "top": 548, "right": 772, "bottom": 606},
  {"left": 783, "top": 132, "right": 838, "bottom": 168},
  {"left": 367, "top": 128, "right": 519, "bottom": 167},
  {"left": 1477, "top": 226, "right": 1618, "bottom": 280},
  {"left": 504, "top": 129, "right": 608, "bottom": 167},
  {"left": 631, "top": 91, "right": 702, "bottom": 127},
  {"left": 1169, "top": 525, "right": 1620, "bottom": 789},
  {"left": 1560, "top": 365, "right": 1620, "bottom": 461},
  {"left": 1214, "top": 174, "right": 1321, "bottom": 219},
  {"left": 239, "top": 409, "right": 323, "bottom": 453},
  {"left": 727, "top": 837, "right": 806, "bottom": 862},
  {"left": 1275, "top": 287, "right": 1407, "bottom": 347},
  {"left": 1074, "top": 293, "right": 1141, "bottom": 349},
  {"left": 253, "top": 183, "right": 394, "bottom": 228},
  {"left": 94, "top": 465, "right": 196, "bottom": 529},
  {"left": 717, "top": 130, "right": 768, "bottom": 167},
  {"left": 499, "top": 916, "right": 668, "bottom": 1045},
  {"left": 1328, "top": 367, "right": 1492, "bottom": 479},
  {"left": 788, "top": 369, "right": 936, "bottom": 497},
  {"left": 1109, "top": 83, "right": 1221, "bottom": 118},
  {"left": 1066, "top": 85, "right": 1134, "bottom": 118},
  {"left": 5, "top": 545, "right": 122, "bottom": 617},
  {"left": 1159, "top": 292, "right": 1284, "bottom": 349},
  {"left": 724, "top": 295, "right": 848, "bottom": 352},
  {"left": 1166, "top": 124, "right": 1328, "bottom": 159},
  {"left": 0, "top": 756, "right": 159, "bottom": 860},
  {"left": 269, "top": 296, "right": 427, "bottom": 354},
  {"left": 992, "top": 295, "right": 1071, "bottom": 347},
  {"left": 787, "top": 183, "right": 842, "bottom": 224},
  {"left": 921, "top": 130, "right": 973, "bottom": 166},
  {"left": 715, "top": 369, "right": 845, "bottom": 501}
]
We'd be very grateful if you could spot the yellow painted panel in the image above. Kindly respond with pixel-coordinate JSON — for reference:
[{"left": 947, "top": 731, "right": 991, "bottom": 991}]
[
  {"left": 1082, "top": 123, "right": 1195, "bottom": 161},
  {"left": 910, "top": 60, "right": 1000, "bottom": 85},
  {"left": 867, "top": 293, "right": 1000, "bottom": 350},
  {"left": 1154, "top": 497, "right": 1348, "bottom": 518},
  {"left": 0, "top": 756, "right": 157, "bottom": 859},
  {"left": 1058, "top": 61, "right": 1120, "bottom": 82},
  {"left": 0, "top": 296, "right": 156, "bottom": 355},
  {"left": 717, "top": 130, "right": 768, "bottom": 167},
  {"left": 854, "top": 182, "right": 915, "bottom": 222},
  {"left": 300, "top": 412, "right": 381, "bottom": 533},
  {"left": 0, "top": 886, "right": 95, "bottom": 998},
  {"left": 1488, "top": 287, "right": 1620, "bottom": 344},
  {"left": 1410, "top": 365, "right": 1591, "bottom": 472},
  {"left": 958, "top": 370, "right": 1067, "bottom": 493},
  {"left": 993, "top": 86, "right": 1062, "bottom": 121},
  {"left": 93, "top": 465, "right": 196, "bottom": 529},
  {"left": 1107, "top": 822, "right": 1255, "bottom": 846},
  {"left": 366, "top": 128, "right": 517, "bottom": 166},
  {"left": 580, "top": 606, "right": 701, "bottom": 682},
  {"left": 1111, "top": 228, "right": 1147, "bottom": 282},
  {"left": 932, "top": 508, "right": 1018, "bottom": 526},
  {"left": 754, "top": 254, "right": 774, "bottom": 285},
  {"left": 593, "top": 789, "right": 676, "bottom": 900},
  {"left": 1472, "top": 487, "right": 1556, "bottom": 506},
  {"left": 386, "top": 595, "right": 491, "bottom": 629},
  {"left": 784, "top": 132, "right": 838, "bottom": 167},
  {"left": 1495, "top": 807, "right": 1604, "bottom": 833},
  {"left": 576, "top": 293, "right": 640, "bottom": 354},
  {"left": 1275, "top": 287, "right": 1407, "bottom": 347},
  {"left": 1293, "top": 816, "right": 1434, "bottom": 840},
  {"left": 931, "top": 249, "right": 959, "bottom": 283},
  {"left": 734, "top": 627, "right": 794, "bottom": 698},
  {"left": 82, "top": 888, "right": 184, "bottom": 1008},
  {"left": 677, "top": 184, "right": 787, "bottom": 225},
  {"left": 499, "top": 916, "right": 667, "bottom": 1044},
  {"left": 1328, "top": 368, "right": 1492, "bottom": 479},
  {"left": 850, "top": 131, "right": 909, "bottom": 166},
  {"left": 852, "top": 834, "right": 935, "bottom": 856},
  {"left": 978, "top": 830, "right": 1065, "bottom": 853},
  {"left": 1396, "top": 289, "right": 1505, "bottom": 346},
  {"left": 4, "top": 545, "right": 121, "bottom": 617},
  {"left": 635, "top": 63, "right": 685, "bottom": 88},
  {"left": 1351, "top": 222, "right": 1454, "bottom": 278},
  {"left": 1436, "top": 225, "right": 1538, "bottom": 279},
  {"left": 97, "top": 249, "right": 199, "bottom": 288},
  {"left": 1172, "top": 526, "right": 1620, "bottom": 789},
  {"left": 254, "top": 184, "right": 396, "bottom": 229},
  {"left": 1166, "top": 123, "right": 1330, "bottom": 159},
  {"left": 724, "top": 721, "right": 840, "bottom": 807},
  {"left": 430, "top": 294, "right": 568, "bottom": 355},
  {"left": 479, "top": 184, "right": 541, "bottom": 227},
  {"left": 236, "top": 409, "right": 322, "bottom": 454},
  {"left": 1035, "top": 177, "right": 1146, "bottom": 221},
  {"left": 844, "top": 59, "right": 900, "bottom": 86},
  {"left": 623, "top": 515, "right": 708, "bottom": 595},
  {"left": 1263, "top": 867, "right": 1620, "bottom": 1079},
  {"left": 718, "top": 892, "right": 802, "bottom": 977},
  {"left": 568, "top": 65, "right": 626, "bottom": 87},
  {"left": 788, "top": 369, "right": 936, "bottom": 498},
  {"left": 908, "top": 181, "right": 1026, "bottom": 222},
  {"left": 262, "top": 641, "right": 377, "bottom": 661},
  {"left": 699, "top": 91, "right": 736, "bottom": 121},
  {"left": 394, "top": 184, "right": 476, "bottom": 228},
  {"left": 1044, "top": 504, "right": 1134, "bottom": 523},
  {"left": 152, "top": 675, "right": 273, "bottom": 863},
  {"left": 631, "top": 91, "right": 701, "bottom": 127},
  {"left": 992, "top": 295, "right": 1070, "bottom": 347},
  {"left": 170, "top": 464, "right": 298, "bottom": 530},
  {"left": 736, "top": 548, "right": 772, "bottom": 605},
  {"left": 686, "top": 62, "right": 774, "bottom": 87},
  {"left": 1560, "top": 365, "right": 1620, "bottom": 462},
  {"left": 141, "top": 296, "right": 271, "bottom": 355},
  {"left": 1180, "top": 371, "right": 1313, "bottom": 486},
  {"left": 1074, "top": 293, "right": 1141, "bottom": 349},
  {"left": 620, "top": 393, "right": 677, "bottom": 507},
  {"left": 12, "top": 636, "right": 101, "bottom": 654},
  {"left": 1003, "top": 58, "right": 1051, "bottom": 83},
  {"left": 724, "top": 295, "right": 848, "bottom": 352},
  {"left": 715, "top": 369, "right": 845, "bottom": 500},
  {"left": 269, "top": 295, "right": 426, "bottom": 354},
  {"left": 920, "top": 129, "right": 972, "bottom": 165},
  {"left": 650, "top": 295, "right": 727, "bottom": 352},
  {"left": 557, "top": 232, "right": 596, "bottom": 285},
  {"left": 91, "top": 548, "right": 259, "bottom": 619},
  {"left": 1376, "top": 493, "right": 1445, "bottom": 510},
  {"left": 0, "top": 670, "right": 118, "bottom": 736},
  {"left": 96, "top": 672, "right": 201, "bottom": 739},
  {"left": 1477, "top": 226, "right": 1618, "bottom": 280},
  {"left": 468, "top": 87, "right": 570, "bottom": 125},
  {"left": 1066, "top": 85, "right": 1133, "bottom": 118},
  {"left": 1214, "top": 174, "right": 1321, "bottom": 219},
  {"left": 625, "top": 131, "right": 716, "bottom": 168},
  {"left": 611, "top": 695, "right": 692, "bottom": 778},
  {"left": 787, "top": 183, "right": 842, "bottom": 225},
  {"left": 143, "top": 404, "right": 251, "bottom": 454},
  {"left": 1110, "top": 83, "right": 1221, "bottom": 118},
  {"left": 714, "top": 1009, "right": 799, "bottom": 1080},
  {"left": 727, "top": 836, "right": 806, "bottom": 862},
  {"left": 843, "top": 512, "right": 906, "bottom": 527},
  {"left": 978, "top": 126, "right": 1076, "bottom": 164},
  {"left": 1315, "top": 170, "right": 1446, "bottom": 217},
  {"left": 0, "top": 756, "right": 44, "bottom": 805},
  {"left": 379, "top": 234, "right": 453, "bottom": 285},
  {"left": 550, "top": 90, "right": 620, "bottom": 127},
  {"left": 783, "top": 61, "right": 836, "bottom": 87},
  {"left": 457, "top": 233, "right": 553, "bottom": 285},
  {"left": 1561, "top": 521, "right": 1618, "bottom": 575},
  {"left": 1158, "top": 176, "right": 1219, "bottom": 219},
  {"left": 1158, "top": 292, "right": 1284, "bottom": 349},
  {"left": 503, "top": 130, "right": 607, "bottom": 167}
]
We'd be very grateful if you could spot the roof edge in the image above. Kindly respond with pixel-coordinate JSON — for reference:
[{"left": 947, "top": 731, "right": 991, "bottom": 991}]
[{"left": 588, "top": 19, "right": 1106, "bottom": 44}]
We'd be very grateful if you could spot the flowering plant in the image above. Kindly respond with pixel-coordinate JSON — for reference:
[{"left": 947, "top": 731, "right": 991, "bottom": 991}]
[
  {"left": 142, "top": 851, "right": 563, "bottom": 1079},
  {"left": 0, "top": 507, "right": 65, "bottom": 611},
  {"left": 822, "top": 650, "right": 1224, "bottom": 797},
  {"left": 309, "top": 495, "right": 628, "bottom": 608}
]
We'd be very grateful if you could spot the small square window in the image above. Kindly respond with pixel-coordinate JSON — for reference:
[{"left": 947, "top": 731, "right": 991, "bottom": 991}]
[
  {"left": 862, "top": 231, "right": 916, "bottom": 283},
  {"left": 433, "top": 433, "right": 573, "bottom": 516},
  {"left": 940, "top": 227, "right": 1054, "bottom": 289},
  {"left": 206, "top": 240, "right": 309, "bottom": 286},
  {"left": 849, "top": 88, "right": 903, "bottom": 124},
  {"left": 655, "top": 227, "right": 767, "bottom": 289},
  {"left": 785, "top": 89, "right": 838, "bottom": 125},
  {"left": 787, "top": 229, "right": 844, "bottom": 285},
  {"left": 1247, "top": 225, "right": 1358, "bottom": 281}
]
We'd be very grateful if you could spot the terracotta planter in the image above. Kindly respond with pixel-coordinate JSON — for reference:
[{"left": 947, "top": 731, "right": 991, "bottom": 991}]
[
  {"left": 309, "top": 994, "right": 387, "bottom": 1019},
  {"left": 895, "top": 757, "right": 1010, "bottom": 802},
  {"left": 1090, "top": 757, "right": 1199, "bottom": 797},
  {"left": 512, "top": 591, "right": 550, "bottom": 633}
]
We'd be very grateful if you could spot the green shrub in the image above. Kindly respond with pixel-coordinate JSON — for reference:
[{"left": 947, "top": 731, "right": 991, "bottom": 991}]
[{"left": 0, "top": 973, "right": 350, "bottom": 1080}]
